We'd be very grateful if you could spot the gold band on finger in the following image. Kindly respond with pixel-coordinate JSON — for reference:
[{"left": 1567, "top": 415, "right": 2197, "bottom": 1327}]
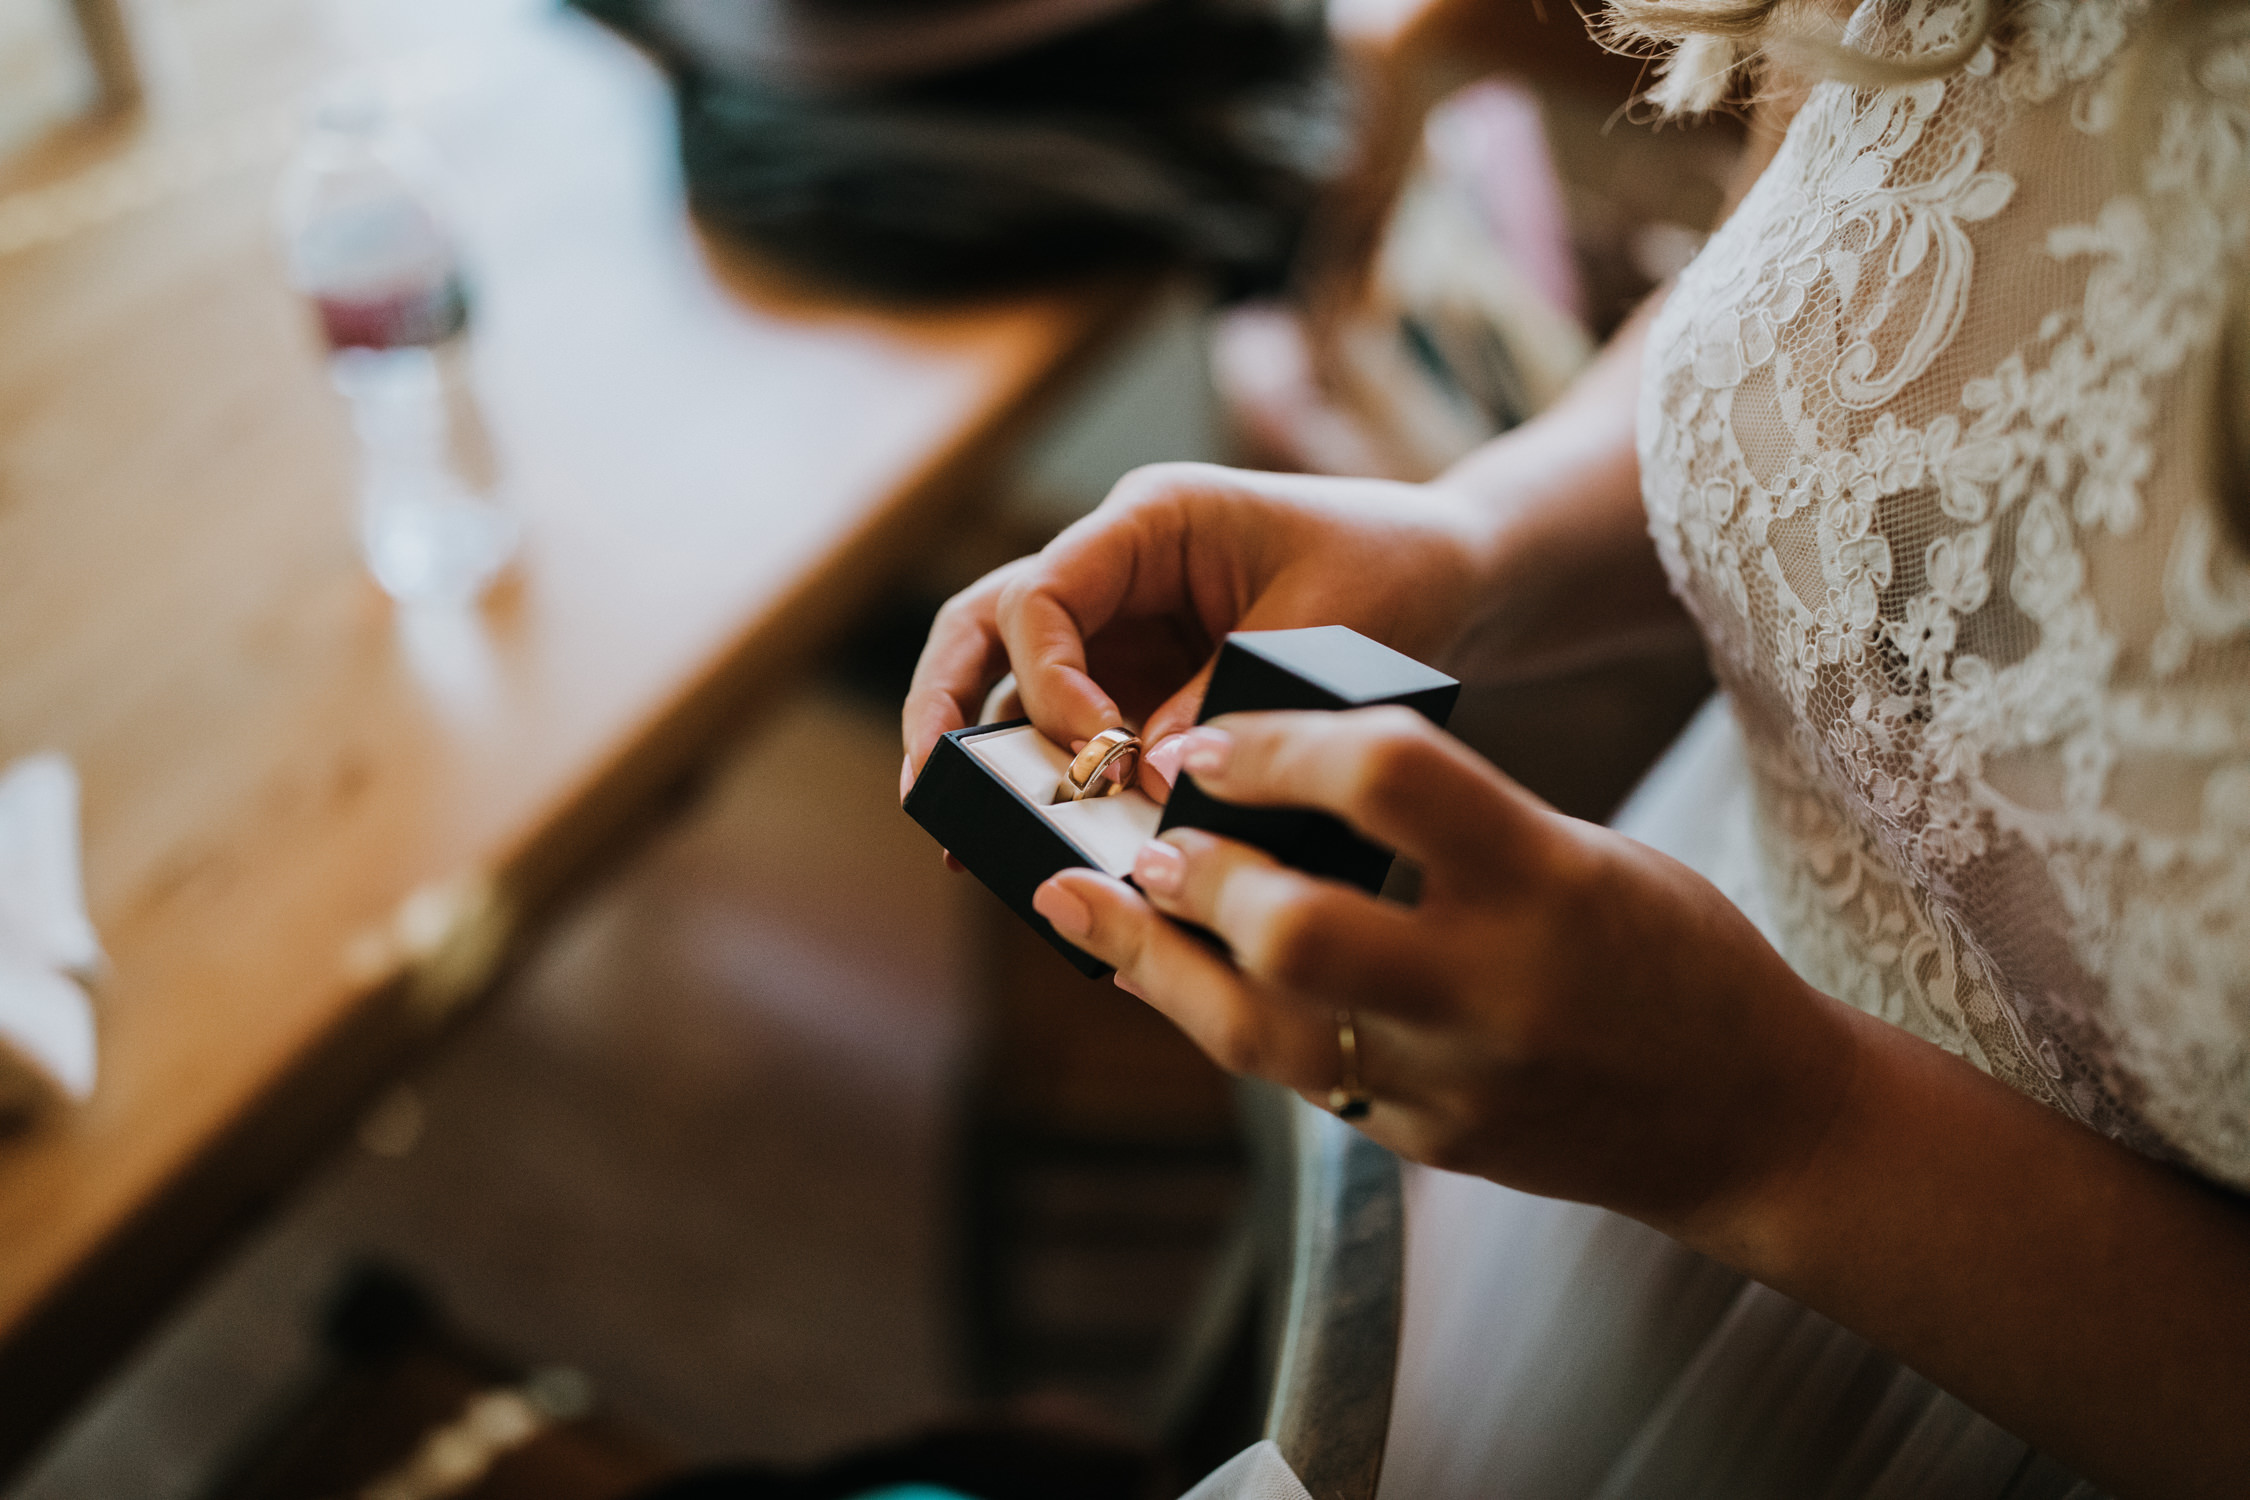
[
  {"left": 1329, "top": 1010, "right": 1371, "bottom": 1121},
  {"left": 1059, "top": 727, "right": 1141, "bottom": 803}
]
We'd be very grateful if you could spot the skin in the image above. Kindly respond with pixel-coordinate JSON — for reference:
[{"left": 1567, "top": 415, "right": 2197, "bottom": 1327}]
[{"left": 900, "top": 74, "right": 2250, "bottom": 1500}]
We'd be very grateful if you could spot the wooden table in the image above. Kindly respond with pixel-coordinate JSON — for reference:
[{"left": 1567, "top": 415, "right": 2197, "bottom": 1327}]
[{"left": 0, "top": 0, "right": 1125, "bottom": 1469}]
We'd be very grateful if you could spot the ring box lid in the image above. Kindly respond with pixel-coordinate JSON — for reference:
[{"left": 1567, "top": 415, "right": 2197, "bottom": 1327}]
[
  {"left": 1184, "top": 625, "right": 1458, "bottom": 715},
  {"left": 1157, "top": 627, "right": 1459, "bottom": 893}
]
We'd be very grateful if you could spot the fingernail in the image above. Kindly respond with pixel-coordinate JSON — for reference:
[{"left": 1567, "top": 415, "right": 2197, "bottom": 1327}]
[
  {"left": 1069, "top": 738, "right": 1088, "bottom": 754},
  {"left": 900, "top": 754, "right": 915, "bottom": 801},
  {"left": 942, "top": 850, "right": 967, "bottom": 874},
  {"left": 1180, "top": 727, "right": 1233, "bottom": 779},
  {"left": 1114, "top": 972, "right": 1145, "bottom": 998},
  {"left": 1033, "top": 880, "right": 1091, "bottom": 938},
  {"left": 1144, "top": 734, "right": 1186, "bottom": 790},
  {"left": 1133, "top": 839, "right": 1184, "bottom": 896}
]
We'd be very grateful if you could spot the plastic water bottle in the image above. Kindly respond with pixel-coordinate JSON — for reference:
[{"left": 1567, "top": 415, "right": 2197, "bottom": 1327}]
[{"left": 277, "top": 82, "right": 518, "bottom": 606}]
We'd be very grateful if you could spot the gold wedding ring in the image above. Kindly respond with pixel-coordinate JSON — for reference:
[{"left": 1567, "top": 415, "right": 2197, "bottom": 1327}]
[
  {"left": 1059, "top": 727, "right": 1141, "bottom": 802},
  {"left": 1329, "top": 1010, "right": 1371, "bottom": 1121}
]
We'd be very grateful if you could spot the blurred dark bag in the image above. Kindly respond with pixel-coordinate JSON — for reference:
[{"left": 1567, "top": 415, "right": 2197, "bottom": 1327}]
[{"left": 571, "top": 0, "right": 1346, "bottom": 299}]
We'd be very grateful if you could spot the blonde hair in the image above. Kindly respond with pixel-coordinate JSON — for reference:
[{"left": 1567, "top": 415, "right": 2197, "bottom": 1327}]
[
  {"left": 1601, "top": 0, "right": 1998, "bottom": 114},
  {"left": 1599, "top": 0, "right": 2250, "bottom": 118}
]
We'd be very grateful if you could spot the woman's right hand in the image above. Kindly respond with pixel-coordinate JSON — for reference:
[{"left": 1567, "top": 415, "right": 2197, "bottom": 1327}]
[{"left": 901, "top": 460, "right": 1495, "bottom": 803}]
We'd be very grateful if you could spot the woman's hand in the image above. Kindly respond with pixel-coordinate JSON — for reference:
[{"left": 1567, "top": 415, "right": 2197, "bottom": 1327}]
[
  {"left": 1036, "top": 710, "right": 2250, "bottom": 1494},
  {"left": 902, "top": 303, "right": 1693, "bottom": 808},
  {"left": 901, "top": 462, "right": 1494, "bottom": 803},
  {"left": 1028, "top": 704, "right": 1860, "bottom": 1238}
]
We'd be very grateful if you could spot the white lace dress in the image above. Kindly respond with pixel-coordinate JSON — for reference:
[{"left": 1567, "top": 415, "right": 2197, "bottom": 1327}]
[{"left": 1362, "top": 2, "right": 2250, "bottom": 1494}]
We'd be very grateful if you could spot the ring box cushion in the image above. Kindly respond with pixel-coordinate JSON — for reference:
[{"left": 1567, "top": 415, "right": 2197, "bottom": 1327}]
[
  {"left": 905, "top": 626, "right": 1460, "bottom": 976},
  {"left": 906, "top": 722, "right": 1159, "bottom": 974}
]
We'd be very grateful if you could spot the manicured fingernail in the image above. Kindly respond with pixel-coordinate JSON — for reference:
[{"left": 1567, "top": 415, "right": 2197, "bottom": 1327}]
[
  {"left": 1114, "top": 972, "right": 1145, "bottom": 998},
  {"left": 942, "top": 850, "right": 967, "bottom": 874},
  {"left": 1180, "top": 727, "right": 1232, "bottom": 779},
  {"left": 900, "top": 755, "right": 915, "bottom": 801},
  {"left": 1134, "top": 839, "right": 1184, "bottom": 896},
  {"left": 1033, "top": 880, "right": 1091, "bottom": 938},
  {"left": 1144, "top": 734, "right": 1186, "bottom": 790}
]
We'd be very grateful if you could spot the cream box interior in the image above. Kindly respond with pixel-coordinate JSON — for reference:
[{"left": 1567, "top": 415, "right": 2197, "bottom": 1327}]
[
  {"left": 961, "top": 724, "right": 1159, "bottom": 877},
  {"left": 903, "top": 717, "right": 1161, "bottom": 975}
]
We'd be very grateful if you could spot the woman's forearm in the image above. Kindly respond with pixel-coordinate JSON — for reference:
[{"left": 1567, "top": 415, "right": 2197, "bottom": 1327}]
[
  {"left": 1431, "top": 300, "right": 1696, "bottom": 679},
  {"left": 1693, "top": 995, "right": 2250, "bottom": 1497}
]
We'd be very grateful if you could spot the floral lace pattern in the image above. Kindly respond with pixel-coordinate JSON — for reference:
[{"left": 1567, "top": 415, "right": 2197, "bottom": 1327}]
[{"left": 1640, "top": 0, "right": 2250, "bottom": 1186}]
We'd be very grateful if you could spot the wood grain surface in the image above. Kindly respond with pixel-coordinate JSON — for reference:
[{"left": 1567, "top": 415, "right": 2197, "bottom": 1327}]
[{"left": 0, "top": 0, "right": 1124, "bottom": 1467}]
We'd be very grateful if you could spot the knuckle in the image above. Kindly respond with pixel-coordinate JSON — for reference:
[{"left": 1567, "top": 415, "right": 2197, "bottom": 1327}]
[
  {"left": 1544, "top": 836, "right": 1619, "bottom": 933},
  {"left": 1099, "top": 463, "right": 1173, "bottom": 513},
  {"left": 1165, "top": 828, "right": 1225, "bottom": 876},
  {"left": 1205, "top": 1009, "right": 1268, "bottom": 1076},
  {"left": 932, "top": 579, "right": 999, "bottom": 632},
  {"left": 1102, "top": 460, "right": 1228, "bottom": 517},
  {"left": 1116, "top": 458, "right": 1202, "bottom": 496},
  {"left": 1109, "top": 897, "right": 1156, "bottom": 968},
  {"left": 992, "top": 569, "right": 1039, "bottom": 615},
  {"left": 1248, "top": 892, "right": 1333, "bottom": 991},
  {"left": 928, "top": 595, "right": 970, "bottom": 634},
  {"left": 966, "top": 555, "right": 1032, "bottom": 602},
  {"left": 1362, "top": 703, "right": 1431, "bottom": 740},
  {"left": 1347, "top": 717, "right": 1440, "bottom": 818}
]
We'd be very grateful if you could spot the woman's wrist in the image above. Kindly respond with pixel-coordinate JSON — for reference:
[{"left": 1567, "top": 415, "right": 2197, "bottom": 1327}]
[
  {"left": 1422, "top": 452, "right": 1686, "bottom": 679},
  {"left": 1427, "top": 474, "right": 1560, "bottom": 667},
  {"left": 1417, "top": 301, "right": 1685, "bottom": 678},
  {"left": 1414, "top": 466, "right": 1523, "bottom": 632},
  {"left": 1667, "top": 986, "right": 1879, "bottom": 1280}
]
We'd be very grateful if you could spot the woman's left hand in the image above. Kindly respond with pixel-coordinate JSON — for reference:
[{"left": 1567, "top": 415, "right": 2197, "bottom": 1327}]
[{"left": 1030, "top": 706, "right": 1863, "bottom": 1241}]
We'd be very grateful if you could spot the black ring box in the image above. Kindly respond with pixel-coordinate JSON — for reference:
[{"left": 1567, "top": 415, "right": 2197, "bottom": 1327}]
[{"left": 904, "top": 626, "right": 1459, "bottom": 976}]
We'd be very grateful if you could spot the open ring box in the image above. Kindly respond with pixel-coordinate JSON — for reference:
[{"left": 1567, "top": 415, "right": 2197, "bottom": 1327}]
[{"left": 905, "top": 626, "right": 1459, "bottom": 976}]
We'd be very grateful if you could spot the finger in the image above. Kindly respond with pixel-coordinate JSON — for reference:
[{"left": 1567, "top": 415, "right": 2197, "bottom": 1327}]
[
  {"left": 995, "top": 569, "right": 1128, "bottom": 748},
  {"left": 1130, "top": 830, "right": 1436, "bottom": 1010},
  {"left": 993, "top": 474, "right": 1215, "bottom": 746},
  {"left": 903, "top": 565, "right": 1027, "bottom": 777},
  {"left": 1129, "top": 562, "right": 1395, "bottom": 802},
  {"left": 1134, "top": 659, "right": 1219, "bottom": 803},
  {"left": 1033, "top": 869, "right": 1339, "bottom": 1093},
  {"left": 1177, "top": 707, "right": 1543, "bottom": 890}
]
